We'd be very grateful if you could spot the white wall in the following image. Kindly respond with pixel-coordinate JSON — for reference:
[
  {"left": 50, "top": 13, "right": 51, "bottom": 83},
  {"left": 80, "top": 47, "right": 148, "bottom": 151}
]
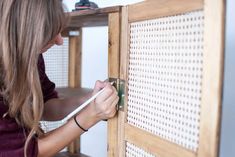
[
  {"left": 219, "top": 0, "right": 235, "bottom": 156},
  {"left": 62, "top": 1, "right": 143, "bottom": 157}
]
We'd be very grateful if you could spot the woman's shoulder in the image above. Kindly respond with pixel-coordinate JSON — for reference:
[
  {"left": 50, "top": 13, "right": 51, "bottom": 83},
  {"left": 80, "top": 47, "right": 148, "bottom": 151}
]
[{"left": 0, "top": 115, "right": 38, "bottom": 157}]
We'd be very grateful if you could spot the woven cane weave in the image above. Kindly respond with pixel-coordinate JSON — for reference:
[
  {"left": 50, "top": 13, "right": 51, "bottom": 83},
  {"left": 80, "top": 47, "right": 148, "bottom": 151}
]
[
  {"left": 126, "top": 142, "right": 156, "bottom": 157},
  {"left": 43, "top": 37, "right": 69, "bottom": 87},
  {"left": 127, "top": 10, "right": 204, "bottom": 151}
]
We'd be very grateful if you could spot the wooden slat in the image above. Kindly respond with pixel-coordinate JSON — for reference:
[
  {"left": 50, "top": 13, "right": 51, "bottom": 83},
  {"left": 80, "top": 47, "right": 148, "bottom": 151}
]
[
  {"left": 107, "top": 117, "right": 118, "bottom": 157},
  {"left": 117, "top": 6, "right": 129, "bottom": 157},
  {"left": 107, "top": 12, "right": 121, "bottom": 157},
  {"left": 125, "top": 124, "right": 196, "bottom": 157},
  {"left": 119, "top": 7, "right": 129, "bottom": 81},
  {"left": 68, "top": 15, "right": 108, "bottom": 28},
  {"left": 68, "top": 28, "right": 82, "bottom": 88},
  {"left": 70, "top": 6, "right": 121, "bottom": 17},
  {"left": 117, "top": 111, "right": 125, "bottom": 157},
  {"left": 128, "top": 0, "right": 203, "bottom": 22},
  {"left": 67, "top": 6, "right": 121, "bottom": 28},
  {"left": 108, "top": 13, "right": 120, "bottom": 78},
  {"left": 198, "top": 0, "right": 225, "bottom": 157},
  {"left": 68, "top": 28, "right": 82, "bottom": 153}
]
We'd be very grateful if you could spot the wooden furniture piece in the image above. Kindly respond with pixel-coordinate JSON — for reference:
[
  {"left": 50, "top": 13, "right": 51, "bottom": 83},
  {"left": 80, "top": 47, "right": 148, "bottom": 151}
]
[
  {"left": 55, "top": 6, "right": 121, "bottom": 157},
  {"left": 108, "top": 0, "right": 225, "bottom": 157}
]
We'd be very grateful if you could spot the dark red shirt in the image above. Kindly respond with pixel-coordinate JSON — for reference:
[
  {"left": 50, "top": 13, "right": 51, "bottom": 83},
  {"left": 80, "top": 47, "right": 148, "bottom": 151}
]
[{"left": 0, "top": 54, "right": 58, "bottom": 157}]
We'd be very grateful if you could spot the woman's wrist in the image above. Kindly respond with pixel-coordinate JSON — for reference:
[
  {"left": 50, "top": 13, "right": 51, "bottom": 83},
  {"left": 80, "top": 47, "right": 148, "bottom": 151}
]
[
  {"left": 73, "top": 116, "right": 88, "bottom": 132},
  {"left": 74, "top": 105, "right": 100, "bottom": 131}
]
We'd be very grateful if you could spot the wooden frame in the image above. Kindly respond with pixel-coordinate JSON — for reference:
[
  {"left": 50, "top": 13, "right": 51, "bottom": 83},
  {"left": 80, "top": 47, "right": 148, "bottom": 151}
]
[
  {"left": 59, "top": 6, "right": 122, "bottom": 157},
  {"left": 108, "top": 0, "right": 225, "bottom": 157},
  {"left": 198, "top": 0, "right": 225, "bottom": 156},
  {"left": 107, "top": 11, "right": 121, "bottom": 157},
  {"left": 67, "top": 29, "right": 82, "bottom": 153}
]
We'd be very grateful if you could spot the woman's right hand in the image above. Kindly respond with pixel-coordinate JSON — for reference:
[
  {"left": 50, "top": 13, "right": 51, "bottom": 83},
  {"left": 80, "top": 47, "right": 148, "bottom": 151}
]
[{"left": 88, "top": 80, "right": 119, "bottom": 121}]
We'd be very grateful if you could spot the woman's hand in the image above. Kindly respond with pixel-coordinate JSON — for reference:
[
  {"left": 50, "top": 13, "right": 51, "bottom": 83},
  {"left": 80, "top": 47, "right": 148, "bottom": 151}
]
[
  {"left": 38, "top": 80, "right": 119, "bottom": 157},
  {"left": 88, "top": 80, "right": 119, "bottom": 121}
]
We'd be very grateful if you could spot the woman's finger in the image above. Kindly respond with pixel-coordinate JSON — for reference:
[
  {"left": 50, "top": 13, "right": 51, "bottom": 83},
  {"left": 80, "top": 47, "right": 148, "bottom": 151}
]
[{"left": 95, "top": 84, "right": 114, "bottom": 103}]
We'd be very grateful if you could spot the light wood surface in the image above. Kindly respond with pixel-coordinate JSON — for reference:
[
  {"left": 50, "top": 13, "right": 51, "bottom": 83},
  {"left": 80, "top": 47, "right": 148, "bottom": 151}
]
[
  {"left": 108, "top": 12, "right": 120, "bottom": 79},
  {"left": 107, "top": 11, "right": 121, "bottom": 157},
  {"left": 68, "top": 28, "right": 82, "bottom": 153},
  {"left": 68, "top": 28, "right": 82, "bottom": 88},
  {"left": 128, "top": 0, "right": 203, "bottom": 22},
  {"left": 125, "top": 124, "right": 196, "bottom": 157},
  {"left": 198, "top": 0, "right": 225, "bottom": 157},
  {"left": 117, "top": 6, "right": 129, "bottom": 157},
  {"left": 67, "top": 6, "right": 121, "bottom": 28}
]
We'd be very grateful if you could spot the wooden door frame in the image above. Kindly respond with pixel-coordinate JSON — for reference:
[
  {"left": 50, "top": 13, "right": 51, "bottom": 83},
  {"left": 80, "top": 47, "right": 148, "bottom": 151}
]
[{"left": 108, "top": 0, "right": 225, "bottom": 157}]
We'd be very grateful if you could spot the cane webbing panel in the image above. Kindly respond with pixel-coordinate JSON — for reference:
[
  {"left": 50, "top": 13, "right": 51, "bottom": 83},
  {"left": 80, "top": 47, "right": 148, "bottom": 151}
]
[
  {"left": 126, "top": 142, "right": 156, "bottom": 157},
  {"left": 43, "top": 37, "right": 69, "bottom": 87},
  {"left": 127, "top": 10, "right": 204, "bottom": 151}
]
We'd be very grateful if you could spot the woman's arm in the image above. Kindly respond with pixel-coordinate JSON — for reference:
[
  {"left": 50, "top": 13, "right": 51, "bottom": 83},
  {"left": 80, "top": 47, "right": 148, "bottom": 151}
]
[
  {"left": 42, "top": 93, "right": 91, "bottom": 121},
  {"left": 38, "top": 81, "right": 118, "bottom": 157}
]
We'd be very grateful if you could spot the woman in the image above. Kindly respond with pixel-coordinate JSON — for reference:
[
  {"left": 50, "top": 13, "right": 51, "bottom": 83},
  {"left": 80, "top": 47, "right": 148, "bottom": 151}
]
[{"left": 0, "top": 0, "right": 118, "bottom": 157}]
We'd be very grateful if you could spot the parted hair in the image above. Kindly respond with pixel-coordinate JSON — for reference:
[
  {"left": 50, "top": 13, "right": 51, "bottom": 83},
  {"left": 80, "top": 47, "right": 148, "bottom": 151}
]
[{"left": 0, "top": 0, "right": 67, "bottom": 156}]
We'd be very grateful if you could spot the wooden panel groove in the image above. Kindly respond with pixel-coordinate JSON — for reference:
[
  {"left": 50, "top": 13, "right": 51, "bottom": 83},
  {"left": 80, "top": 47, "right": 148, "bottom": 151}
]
[{"left": 68, "top": 28, "right": 82, "bottom": 88}]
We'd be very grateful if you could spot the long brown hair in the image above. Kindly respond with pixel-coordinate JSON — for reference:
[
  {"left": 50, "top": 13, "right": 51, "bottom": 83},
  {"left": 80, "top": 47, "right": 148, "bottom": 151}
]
[{"left": 0, "top": 0, "right": 67, "bottom": 156}]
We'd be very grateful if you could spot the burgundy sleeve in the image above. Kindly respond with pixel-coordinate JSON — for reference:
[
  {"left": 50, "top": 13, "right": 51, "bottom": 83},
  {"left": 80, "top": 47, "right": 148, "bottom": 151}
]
[
  {"left": 0, "top": 55, "right": 58, "bottom": 157},
  {"left": 0, "top": 117, "right": 38, "bottom": 157},
  {"left": 38, "top": 54, "right": 58, "bottom": 102}
]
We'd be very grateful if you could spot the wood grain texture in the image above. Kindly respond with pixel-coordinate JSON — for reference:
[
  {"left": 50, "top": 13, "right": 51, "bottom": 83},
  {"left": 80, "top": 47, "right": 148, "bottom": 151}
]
[
  {"left": 107, "top": 12, "right": 121, "bottom": 157},
  {"left": 117, "top": 6, "right": 129, "bottom": 157},
  {"left": 70, "top": 6, "right": 121, "bottom": 17},
  {"left": 119, "top": 7, "right": 129, "bottom": 81},
  {"left": 68, "top": 28, "right": 82, "bottom": 153},
  {"left": 107, "top": 116, "right": 118, "bottom": 157},
  {"left": 125, "top": 124, "right": 196, "bottom": 157},
  {"left": 108, "top": 13, "right": 120, "bottom": 78},
  {"left": 68, "top": 28, "right": 82, "bottom": 88},
  {"left": 67, "top": 6, "right": 121, "bottom": 28},
  {"left": 198, "top": 0, "right": 225, "bottom": 157},
  {"left": 128, "top": 0, "right": 203, "bottom": 22}
]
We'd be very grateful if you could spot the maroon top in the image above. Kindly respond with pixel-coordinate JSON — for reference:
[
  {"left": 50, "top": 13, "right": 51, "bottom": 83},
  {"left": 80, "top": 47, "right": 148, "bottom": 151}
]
[{"left": 0, "top": 54, "right": 58, "bottom": 157}]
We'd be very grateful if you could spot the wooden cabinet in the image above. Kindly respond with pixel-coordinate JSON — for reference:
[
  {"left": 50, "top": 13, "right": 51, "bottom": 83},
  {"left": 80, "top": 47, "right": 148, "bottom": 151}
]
[
  {"left": 55, "top": 0, "right": 225, "bottom": 156},
  {"left": 108, "top": 0, "right": 225, "bottom": 157}
]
